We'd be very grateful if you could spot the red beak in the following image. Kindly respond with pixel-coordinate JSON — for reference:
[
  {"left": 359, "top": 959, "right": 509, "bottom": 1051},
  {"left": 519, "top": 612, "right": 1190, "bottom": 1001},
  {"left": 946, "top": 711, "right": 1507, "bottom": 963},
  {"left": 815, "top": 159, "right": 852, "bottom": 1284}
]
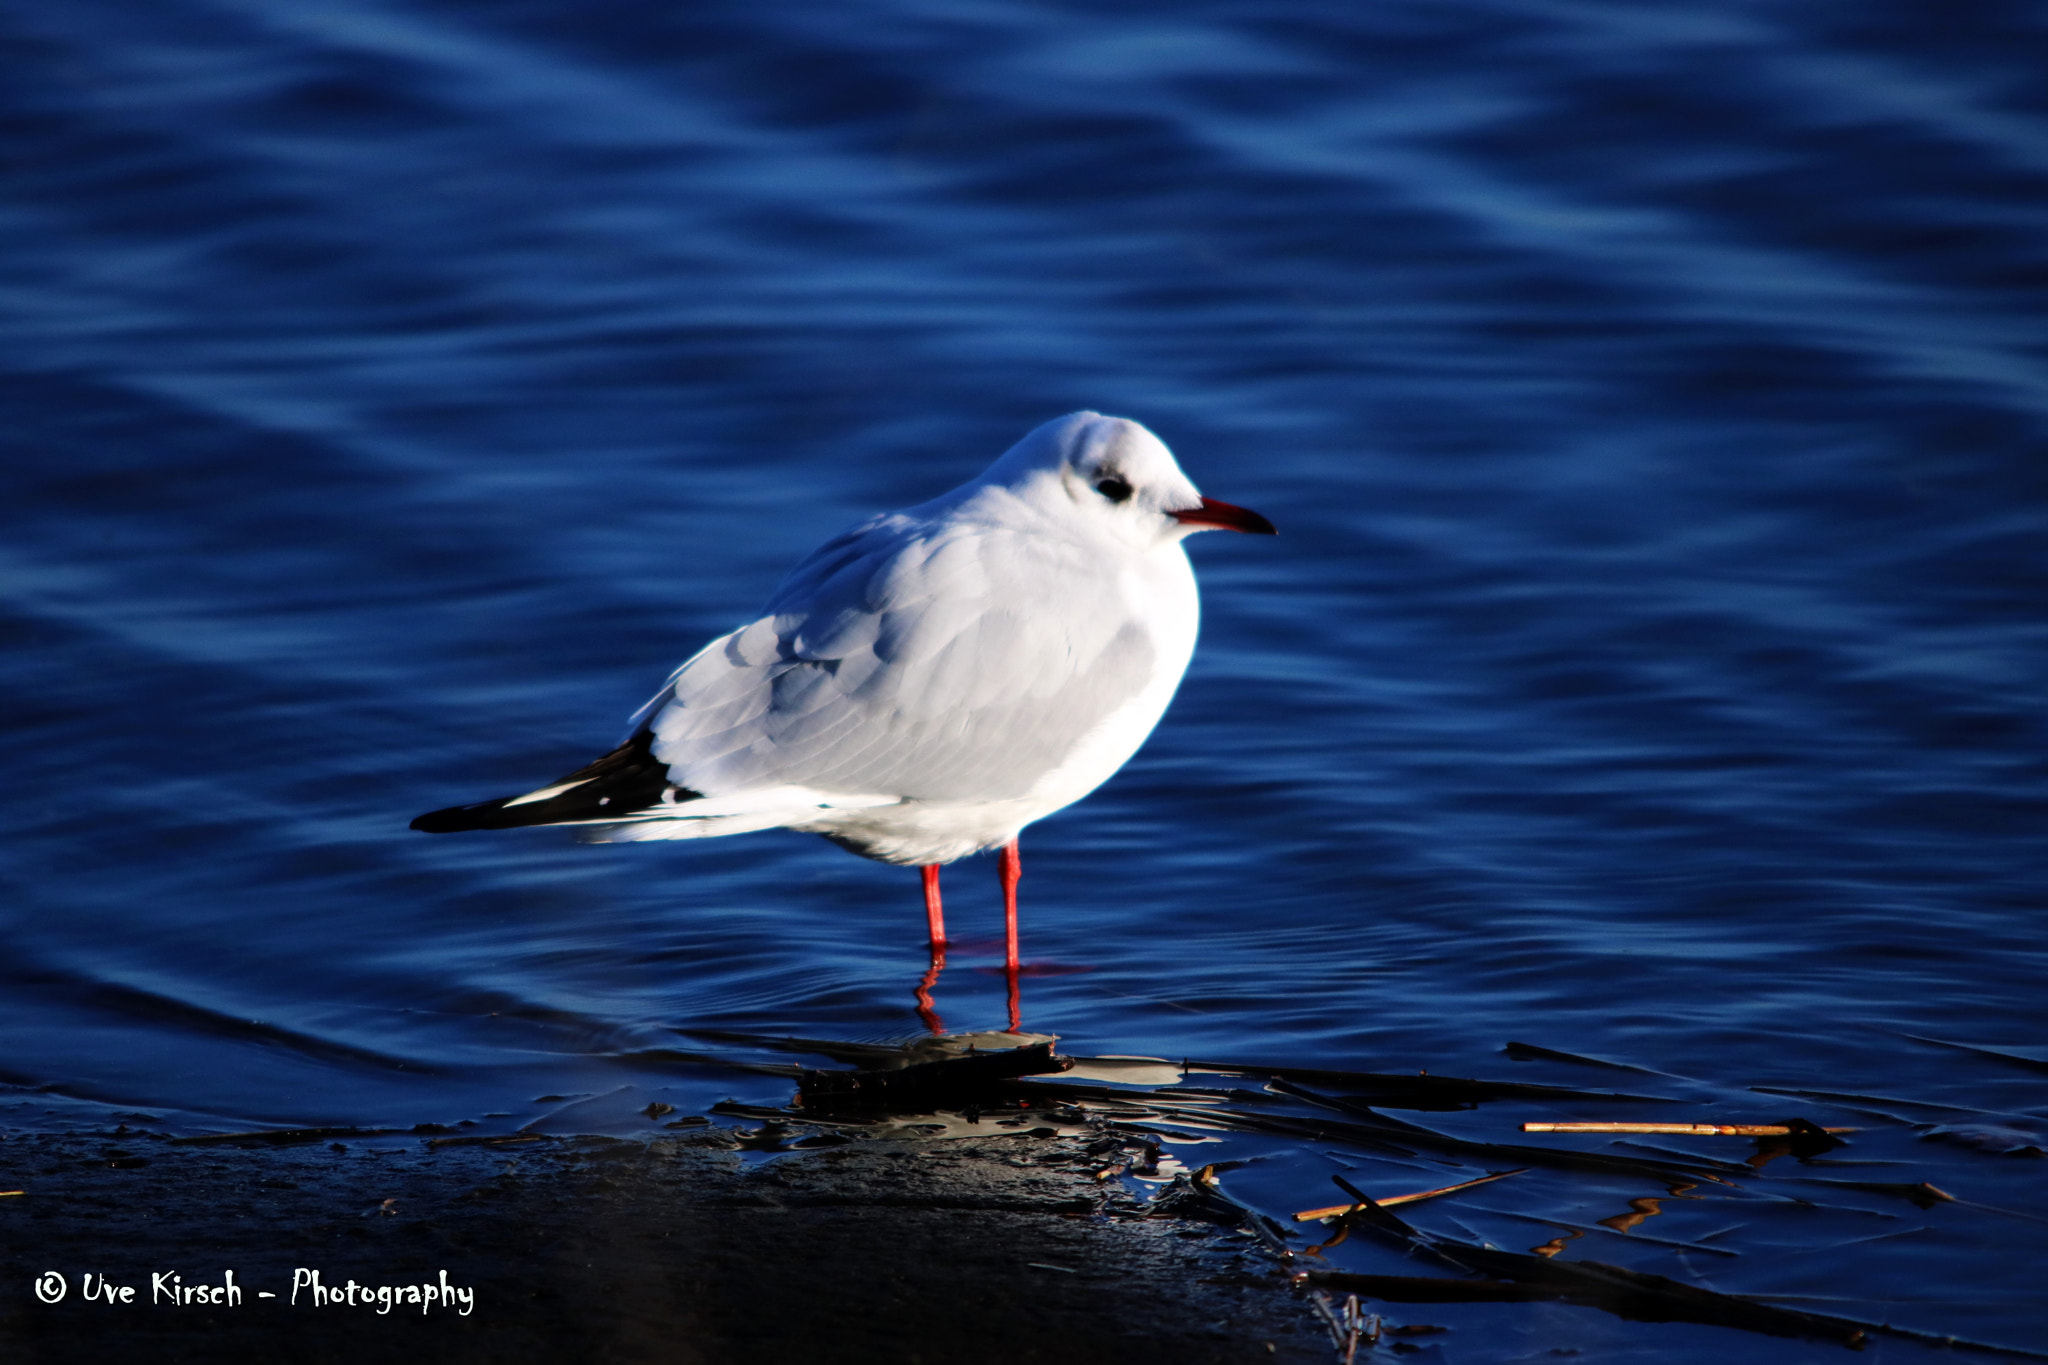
[{"left": 1170, "top": 496, "right": 1277, "bottom": 536}]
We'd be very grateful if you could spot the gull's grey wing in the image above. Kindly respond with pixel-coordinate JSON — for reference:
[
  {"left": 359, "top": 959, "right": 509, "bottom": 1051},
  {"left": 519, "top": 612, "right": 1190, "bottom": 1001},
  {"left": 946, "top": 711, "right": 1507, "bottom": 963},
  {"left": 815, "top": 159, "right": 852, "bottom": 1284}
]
[{"left": 642, "top": 516, "right": 1156, "bottom": 803}]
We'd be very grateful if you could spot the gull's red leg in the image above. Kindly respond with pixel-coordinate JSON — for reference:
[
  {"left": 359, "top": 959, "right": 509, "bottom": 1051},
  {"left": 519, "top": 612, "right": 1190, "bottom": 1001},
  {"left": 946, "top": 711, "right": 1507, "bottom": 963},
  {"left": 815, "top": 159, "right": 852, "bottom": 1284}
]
[
  {"left": 998, "top": 838, "right": 1022, "bottom": 1033},
  {"left": 923, "top": 864, "right": 947, "bottom": 949},
  {"left": 998, "top": 840, "right": 1021, "bottom": 972},
  {"left": 915, "top": 863, "right": 947, "bottom": 1035}
]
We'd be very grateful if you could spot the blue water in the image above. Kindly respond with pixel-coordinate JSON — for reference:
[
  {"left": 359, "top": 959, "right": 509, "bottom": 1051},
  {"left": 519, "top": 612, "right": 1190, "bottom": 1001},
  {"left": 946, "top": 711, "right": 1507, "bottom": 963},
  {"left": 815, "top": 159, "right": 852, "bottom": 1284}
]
[{"left": 3, "top": 0, "right": 2045, "bottom": 1357}]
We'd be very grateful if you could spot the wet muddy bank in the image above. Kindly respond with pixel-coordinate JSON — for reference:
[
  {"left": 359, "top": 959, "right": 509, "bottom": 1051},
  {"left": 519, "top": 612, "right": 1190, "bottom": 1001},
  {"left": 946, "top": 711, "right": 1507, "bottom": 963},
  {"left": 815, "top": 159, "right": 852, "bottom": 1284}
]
[{"left": 0, "top": 1125, "right": 1325, "bottom": 1364}]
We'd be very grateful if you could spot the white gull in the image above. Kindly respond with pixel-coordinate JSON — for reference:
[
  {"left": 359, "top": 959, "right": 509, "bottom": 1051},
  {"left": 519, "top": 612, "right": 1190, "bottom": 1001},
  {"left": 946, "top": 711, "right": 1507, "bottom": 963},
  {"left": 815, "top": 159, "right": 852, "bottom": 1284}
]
[{"left": 412, "top": 412, "right": 1275, "bottom": 1011}]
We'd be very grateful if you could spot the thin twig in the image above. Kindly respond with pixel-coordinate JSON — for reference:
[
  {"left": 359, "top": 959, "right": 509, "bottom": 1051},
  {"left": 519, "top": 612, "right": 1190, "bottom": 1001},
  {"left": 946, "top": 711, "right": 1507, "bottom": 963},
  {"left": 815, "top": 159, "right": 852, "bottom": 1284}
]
[
  {"left": 1307, "top": 1289, "right": 1350, "bottom": 1350},
  {"left": 1294, "top": 1168, "right": 1527, "bottom": 1222}
]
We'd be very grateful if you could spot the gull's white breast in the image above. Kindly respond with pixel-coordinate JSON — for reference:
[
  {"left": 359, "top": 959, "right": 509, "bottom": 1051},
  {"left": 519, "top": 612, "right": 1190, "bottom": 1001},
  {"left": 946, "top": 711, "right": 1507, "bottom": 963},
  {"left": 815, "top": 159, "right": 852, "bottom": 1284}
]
[{"left": 599, "top": 498, "right": 1202, "bottom": 864}]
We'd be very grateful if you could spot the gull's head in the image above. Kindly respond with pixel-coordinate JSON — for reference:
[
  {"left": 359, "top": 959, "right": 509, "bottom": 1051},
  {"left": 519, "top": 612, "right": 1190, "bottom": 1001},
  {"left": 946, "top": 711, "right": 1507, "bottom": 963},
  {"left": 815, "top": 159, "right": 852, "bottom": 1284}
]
[{"left": 980, "top": 411, "right": 1276, "bottom": 548}]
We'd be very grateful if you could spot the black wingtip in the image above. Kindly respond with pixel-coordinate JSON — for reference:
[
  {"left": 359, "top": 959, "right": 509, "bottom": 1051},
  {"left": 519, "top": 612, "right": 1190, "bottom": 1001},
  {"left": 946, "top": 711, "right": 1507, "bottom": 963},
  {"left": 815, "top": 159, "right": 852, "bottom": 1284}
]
[
  {"left": 409, "top": 727, "right": 697, "bottom": 834},
  {"left": 410, "top": 802, "right": 509, "bottom": 834}
]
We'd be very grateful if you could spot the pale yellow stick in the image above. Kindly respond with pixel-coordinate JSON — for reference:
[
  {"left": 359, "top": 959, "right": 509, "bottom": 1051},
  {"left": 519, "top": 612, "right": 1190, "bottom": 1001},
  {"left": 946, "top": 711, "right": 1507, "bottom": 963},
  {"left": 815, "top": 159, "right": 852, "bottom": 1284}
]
[
  {"left": 1520, "top": 1122, "right": 1856, "bottom": 1136},
  {"left": 1293, "top": 1168, "right": 1525, "bottom": 1222}
]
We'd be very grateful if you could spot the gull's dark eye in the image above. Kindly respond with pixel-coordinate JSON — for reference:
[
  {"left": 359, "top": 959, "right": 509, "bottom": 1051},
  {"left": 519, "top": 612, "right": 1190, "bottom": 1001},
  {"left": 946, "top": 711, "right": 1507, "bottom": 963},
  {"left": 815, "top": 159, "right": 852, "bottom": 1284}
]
[{"left": 1095, "top": 475, "right": 1133, "bottom": 503}]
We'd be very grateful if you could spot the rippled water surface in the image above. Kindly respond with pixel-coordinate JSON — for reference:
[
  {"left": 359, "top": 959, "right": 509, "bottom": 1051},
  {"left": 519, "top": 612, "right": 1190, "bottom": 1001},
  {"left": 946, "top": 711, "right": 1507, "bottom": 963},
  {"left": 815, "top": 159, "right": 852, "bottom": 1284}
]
[{"left": 3, "top": 1, "right": 2045, "bottom": 1357}]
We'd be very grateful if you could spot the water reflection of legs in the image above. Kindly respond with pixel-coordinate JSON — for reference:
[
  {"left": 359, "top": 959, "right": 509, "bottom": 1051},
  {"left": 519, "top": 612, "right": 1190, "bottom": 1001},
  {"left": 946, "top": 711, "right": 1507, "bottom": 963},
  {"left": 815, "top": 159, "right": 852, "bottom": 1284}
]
[
  {"left": 914, "top": 942, "right": 947, "bottom": 1035},
  {"left": 916, "top": 864, "right": 947, "bottom": 1034}
]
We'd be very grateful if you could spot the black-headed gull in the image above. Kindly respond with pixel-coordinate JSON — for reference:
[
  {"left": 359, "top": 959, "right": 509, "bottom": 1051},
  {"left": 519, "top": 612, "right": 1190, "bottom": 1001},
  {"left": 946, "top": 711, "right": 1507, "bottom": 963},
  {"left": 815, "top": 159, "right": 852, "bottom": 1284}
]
[{"left": 412, "top": 412, "right": 1274, "bottom": 1027}]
